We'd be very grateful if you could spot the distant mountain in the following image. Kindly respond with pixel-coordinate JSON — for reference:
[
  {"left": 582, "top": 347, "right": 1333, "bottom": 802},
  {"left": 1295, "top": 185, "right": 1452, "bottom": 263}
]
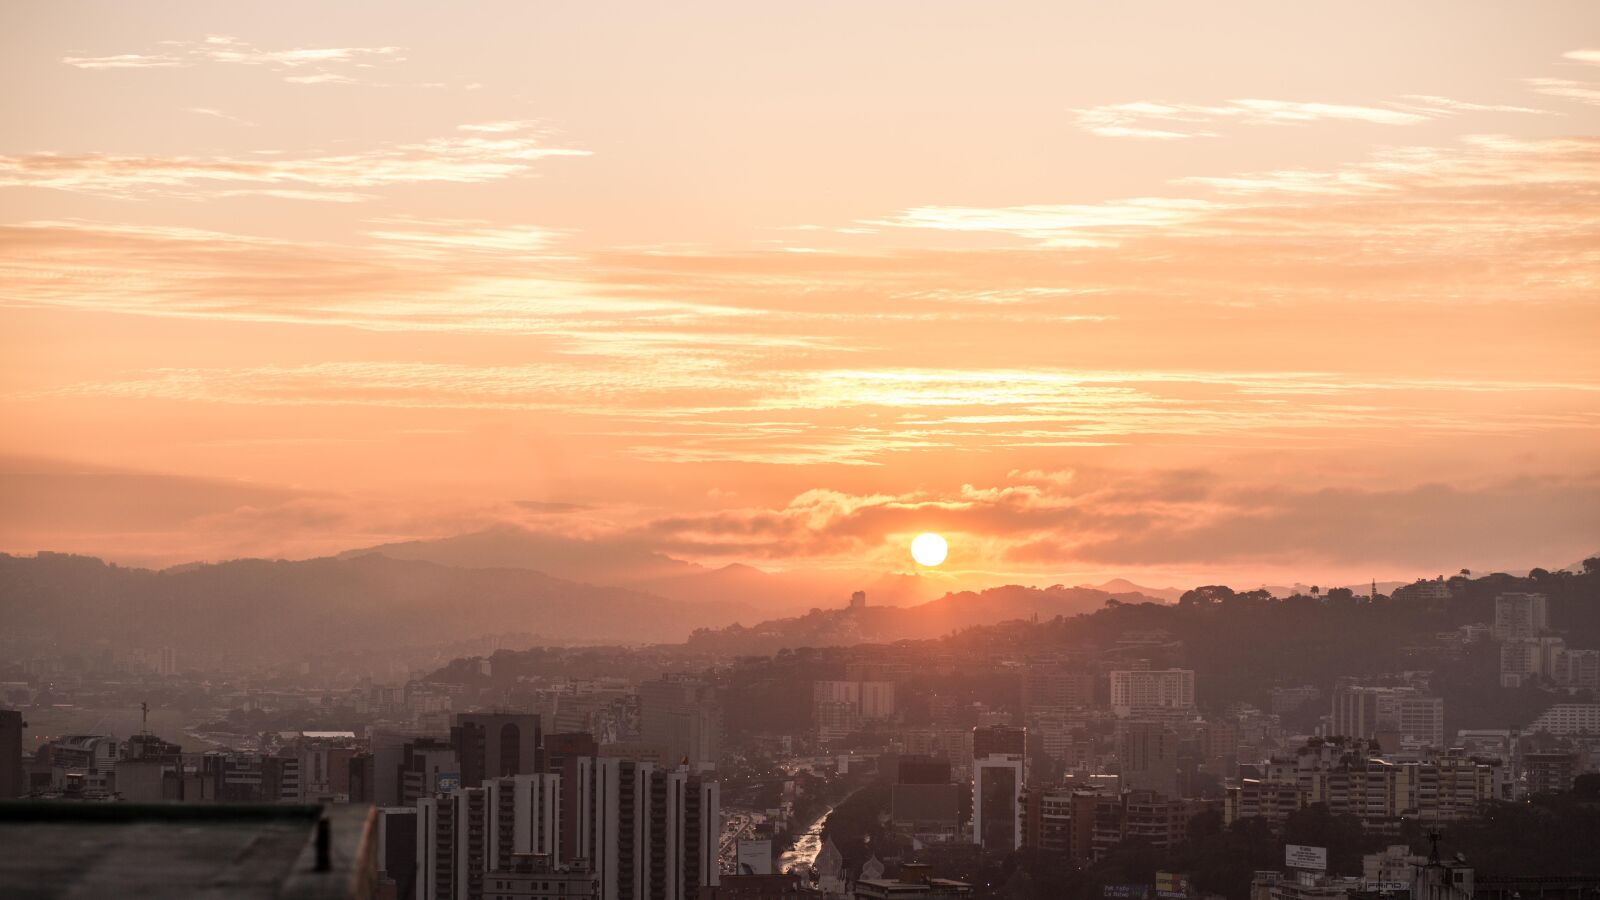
[
  {"left": 682, "top": 583, "right": 1156, "bottom": 654},
  {"left": 340, "top": 526, "right": 937, "bottom": 616},
  {"left": 340, "top": 525, "right": 700, "bottom": 584},
  {"left": 0, "top": 551, "right": 756, "bottom": 667},
  {"left": 627, "top": 563, "right": 876, "bottom": 613},
  {"left": 1083, "top": 578, "right": 1182, "bottom": 603},
  {"left": 1258, "top": 581, "right": 1409, "bottom": 598}
]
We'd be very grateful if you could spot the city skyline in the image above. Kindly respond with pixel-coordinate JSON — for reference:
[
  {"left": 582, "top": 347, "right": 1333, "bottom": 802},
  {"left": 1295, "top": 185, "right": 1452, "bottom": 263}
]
[{"left": 3, "top": 2, "right": 1599, "bottom": 590}]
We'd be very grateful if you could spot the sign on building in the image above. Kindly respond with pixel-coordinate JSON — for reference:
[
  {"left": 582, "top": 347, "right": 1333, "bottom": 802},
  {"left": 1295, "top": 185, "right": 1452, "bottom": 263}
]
[
  {"left": 1285, "top": 844, "right": 1327, "bottom": 871},
  {"left": 737, "top": 839, "right": 773, "bottom": 875},
  {"left": 1104, "top": 885, "right": 1152, "bottom": 899},
  {"left": 1156, "top": 872, "right": 1190, "bottom": 899}
]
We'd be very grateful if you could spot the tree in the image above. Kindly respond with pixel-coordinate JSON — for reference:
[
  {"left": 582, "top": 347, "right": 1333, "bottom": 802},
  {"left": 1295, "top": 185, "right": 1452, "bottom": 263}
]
[
  {"left": 1584, "top": 557, "right": 1600, "bottom": 576},
  {"left": 1180, "top": 585, "right": 1236, "bottom": 607}
]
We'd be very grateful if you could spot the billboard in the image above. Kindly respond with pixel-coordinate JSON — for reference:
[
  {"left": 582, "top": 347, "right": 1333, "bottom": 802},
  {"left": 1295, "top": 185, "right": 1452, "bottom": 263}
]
[
  {"left": 1156, "top": 872, "right": 1190, "bottom": 899},
  {"left": 737, "top": 839, "right": 773, "bottom": 875},
  {"left": 436, "top": 772, "right": 461, "bottom": 793},
  {"left": 1285, "top": 844, "right": 1327, "bottom": 871},
  {"left": 1104, "top": 885, "right": 1151, "bottom": 899}
]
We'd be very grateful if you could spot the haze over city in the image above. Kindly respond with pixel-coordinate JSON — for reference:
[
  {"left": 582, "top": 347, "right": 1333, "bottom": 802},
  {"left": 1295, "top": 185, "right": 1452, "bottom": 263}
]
[
  {"left": 3, "top": 2, "right": 1597, "bottom": 593},
  {"left": 3, "top": 5, "right": 1600, "bottom": 900}
]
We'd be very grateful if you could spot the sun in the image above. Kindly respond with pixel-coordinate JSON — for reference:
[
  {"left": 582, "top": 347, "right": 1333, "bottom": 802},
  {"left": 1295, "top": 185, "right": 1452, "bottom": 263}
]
[{"left": 910, "top": 532, "right": 948, "bottom": 567}]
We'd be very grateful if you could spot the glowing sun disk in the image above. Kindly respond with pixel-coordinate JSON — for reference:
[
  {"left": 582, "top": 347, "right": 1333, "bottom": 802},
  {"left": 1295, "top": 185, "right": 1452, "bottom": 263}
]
[{"left": 911, "top": 532, "right": 948, "bottom": 567}]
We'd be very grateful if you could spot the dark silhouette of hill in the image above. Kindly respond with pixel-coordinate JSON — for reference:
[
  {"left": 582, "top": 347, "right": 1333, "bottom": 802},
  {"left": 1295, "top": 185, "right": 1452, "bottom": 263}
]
[
  {"left": 340, "top": 524, "right": 698, "bottom": 583},
  {"left": 0, "top": 551, "right": 755, "bottom": 666},
  {"left": 339, "top": 525, "right": 941, "bottom": 614},
  {"left": 681, "top": 583, "right": 1157, "bottom": 654}
]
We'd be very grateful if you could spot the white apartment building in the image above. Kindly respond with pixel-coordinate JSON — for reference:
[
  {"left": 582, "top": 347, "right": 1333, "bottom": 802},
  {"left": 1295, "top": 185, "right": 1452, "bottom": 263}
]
[
  {"left": 1331, "top": 684, "right": 1444, "bottom": 749},
  {"left": 1109, "top": 669, "right": 1195, "bottom": 718},
  {"left": 1528, "top": 703, "right": 1600, "bottom": 735},
  {"left": 1493, "top": 592, "right": 1549, "bottom": 640},
  {"left": 1499, "top": 636, "right": 1567, "bottom": 688}
]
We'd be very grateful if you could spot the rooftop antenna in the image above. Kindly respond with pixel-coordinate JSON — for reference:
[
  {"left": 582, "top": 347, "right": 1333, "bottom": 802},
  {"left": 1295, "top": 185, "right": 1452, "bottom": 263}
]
[
  {"left": 140, "top": 701, "right": 149, "bottom": 737},
  {"left": 1427, "top": 829, "right": 1442, "bottom": 864}
]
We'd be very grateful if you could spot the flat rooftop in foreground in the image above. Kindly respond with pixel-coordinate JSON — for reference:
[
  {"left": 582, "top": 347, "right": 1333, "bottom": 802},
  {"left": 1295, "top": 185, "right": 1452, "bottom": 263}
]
[{"left": 0, "top": 802, "right": 376, "bottom": 900}]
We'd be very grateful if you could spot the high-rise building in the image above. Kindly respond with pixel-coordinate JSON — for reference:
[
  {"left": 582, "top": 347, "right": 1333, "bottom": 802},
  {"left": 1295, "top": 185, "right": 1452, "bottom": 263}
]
[
  {"left": 544, "top": 732, "right": 600, "bottom": 863},
  {"left": 371, "top": 729, "right": 438, "bottom": 807},
  {"left": 1023, "top": 785, "right": 1202, "bottom": 861},
  {"left": 412, "top": 773, "right": 570, "bottom": 900},
  {"left": 890, "top": 755, "right": 960, "bottom": 841},
  {"left": 972, "top": 755, "right": 1024, "bottom": 852},
  {"left": 1551, "top": 647, "right": 1600, "bottom": 690},
  {"left": 1021, "top": 667, "right": 1095, "bottom": 719},
  {"left": 569, "top": 755, "right": 720, "bottom": 896},
  {"left": 0, "top": 709, "right": 23, "bottom": 799},
  {"left": 1228, "top": 744, "right": 1500, "bottom": 825},
  {"left": 486, "top": 854, "right": 599, "bottom": 900},
  {"left": 572, "top": 756, "right": 721, "bottom": 900},
  {"left": 1118, "top": 722, "right": 1179, "bottom": 797},
  {"left": 637, "top": 678, "right": 721, "bottom": 770},
  {"left": 402, "top": 738, "right": 462, "bottom": 806},
  {"left": 813, "top": 699, "right": 859, "bottom": 743},
  {"left": 416, "top": 789, "right": 467, "bottom": 900},
  {"left": 812, "top": 679, "right": 896, "bottom": 738},
  {"left": 349, "top": 752, "right": 376, "bottom": 804},
  {"left": 1108, "top": 669, "right": 1195, "bottom": 718},
  {"left": 972, "top": 724, "right": 1026, "bottom": 760},
  {"left": 859, "top": 682, "right": 896, "bottom": 720},
  {"left": 376, "top": 806, "right": 419, "bottom": 900},
  {"left": 489, "top": 774, "right": 562, "bottom": 864},
  {"left": 544, "top": 732, "right": 600, "bottom": 775},
  {"left": 452, "top": 714, "right": 542, "bottom": 787},
  {"left": 1493, "top": 592, "right": 1549, "bottom": 640},
  {"left": 1022, "top": 786, "right": 1076, "bottom": 854},
  {"left": 1528, "top": 703, "right": 1600, "bottom": 735},
  {"left": 1524, "top": 752, "right": 1578, "bottom": 795},
  {"left": 1330, "top": 684, "right": 1444, "bottom": 749},
  {"left": 1500, "top": 636, "right": 1568, "bottom": 688}
]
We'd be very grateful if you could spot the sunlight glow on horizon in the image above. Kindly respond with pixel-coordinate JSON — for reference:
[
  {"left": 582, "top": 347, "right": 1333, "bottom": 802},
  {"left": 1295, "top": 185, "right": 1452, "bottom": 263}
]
[{"left": 0, "top": 3, "right": 1596, "bottom": 583}]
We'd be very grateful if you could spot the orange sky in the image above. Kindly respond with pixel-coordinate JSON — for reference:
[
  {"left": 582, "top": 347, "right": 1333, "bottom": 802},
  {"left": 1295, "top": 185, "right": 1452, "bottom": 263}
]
[{"left": 2, "top": 1, "right": 1598, "bottom": 589}]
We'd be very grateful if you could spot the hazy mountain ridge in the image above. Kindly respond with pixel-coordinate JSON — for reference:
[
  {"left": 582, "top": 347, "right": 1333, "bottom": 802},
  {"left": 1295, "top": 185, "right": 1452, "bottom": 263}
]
[
  {"left": 680, "top": 583, "right": 1164, "bottom": 654},
  {"left": 340, "top": 526, "right": 942, "bottom": 614},
  {"left": 0, "top": 551, "right": 758, "bottom": 665}
]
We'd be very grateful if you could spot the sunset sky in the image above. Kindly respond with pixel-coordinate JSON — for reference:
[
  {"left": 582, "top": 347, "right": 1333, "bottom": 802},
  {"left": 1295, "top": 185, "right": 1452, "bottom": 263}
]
[{"left": 3, "top": 2, "right": 1598, "bottom": 590}]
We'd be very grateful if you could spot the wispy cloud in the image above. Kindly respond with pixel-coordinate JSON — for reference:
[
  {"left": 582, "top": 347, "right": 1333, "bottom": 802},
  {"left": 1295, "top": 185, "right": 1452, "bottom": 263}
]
[
  {"left": 60, "top": 53, "right": 186, "bottom": 70},
  {"left": 0, "top": 122, "right": 589, "bottom": 201},
  {"left": 1520, "top": 47, "right": 1600, "bottom": 106},
  {"left": 186, "top": 107, "right": 257, "bottom": 127},
  {"left": 4, "top": 130, "right": 1597, "bottom": 469},
  {"left": 363, "top": 217, "right": 566, "bottom": 258},
  {"left": 1074, "top": 94, "right": 1549, "bottom": 140},
  {"left": 1527, "top": 77, "right": 1600, "bottom": 105},
  {"left": 629, "top": 469, "right": 1600, "bottom": 572},
  {"left": 874, "top": 135, "right": 1600, "bottom": 252},
  {"left": 63, "top": 34, "right": 404, "bottom": 84},
  {"left": 865, "top": 198, "right": 1215, "bottom": 247},
  {"left": 14, "top": 361, "right": 1597, "bottom": 468}
]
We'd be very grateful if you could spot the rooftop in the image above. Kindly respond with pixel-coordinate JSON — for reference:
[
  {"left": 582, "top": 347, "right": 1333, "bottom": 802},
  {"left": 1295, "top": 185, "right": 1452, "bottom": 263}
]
[{"left": 0, "top": 802, "right": 375, "bottom": 900}]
